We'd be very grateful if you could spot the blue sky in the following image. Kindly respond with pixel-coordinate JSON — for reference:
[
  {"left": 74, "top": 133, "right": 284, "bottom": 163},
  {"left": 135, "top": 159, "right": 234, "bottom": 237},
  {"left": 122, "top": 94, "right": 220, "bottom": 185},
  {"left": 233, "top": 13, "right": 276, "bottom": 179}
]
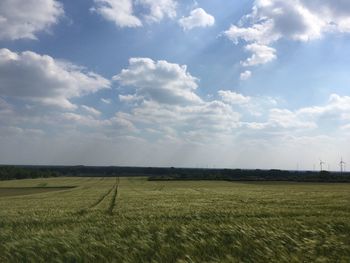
[{"left": 1, "top": 0, "right": 350, "bottom": 169}]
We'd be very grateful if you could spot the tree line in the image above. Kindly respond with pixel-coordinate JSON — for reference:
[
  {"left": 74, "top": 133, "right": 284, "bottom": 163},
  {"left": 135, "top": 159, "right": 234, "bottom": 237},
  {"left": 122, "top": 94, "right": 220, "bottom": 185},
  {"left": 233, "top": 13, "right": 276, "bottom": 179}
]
[{"left": 1, "top": 165, "right": 350, "bottom": 182}]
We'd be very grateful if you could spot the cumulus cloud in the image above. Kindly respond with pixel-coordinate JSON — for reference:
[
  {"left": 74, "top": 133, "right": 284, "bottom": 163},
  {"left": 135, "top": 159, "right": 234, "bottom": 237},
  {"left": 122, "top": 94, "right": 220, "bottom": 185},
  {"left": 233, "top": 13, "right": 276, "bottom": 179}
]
[
  {"left": 179, "top": 8, "right": 215, "bottom": 30},
  {"left": 91, "top": 0, "right": 141, "bottom": 28},
  {"left": 224, "top": 21, "right": 278, "bottom": 45},
  {"left": 137, "top": 0, "right": 177, "bottom": 22},
  {"left": 114, "top": 57, "right": 202, "bottom": 105},
  {"left": 218, "top": 90, "right": 251, "bottom": 105},
  {"left": 242, "top": 43, "right": 277, "bottom": 67},
  {"left": 114, "top": 88, "right": 350, "bottom": 143},
  {"left": 92, "top": 0, "right": 176, "bottom": 27},
  {"left": 224, "top": 0, "right": 350, "bottom": 67},
  {"left": 116, "top": 99, "right": 241, "bottom": 142},
  {"left": 240, "top": 70, "right": 252, "bottom": 80},
  {"left": 245, "top": 93, "right": 350, "bottom": 133},
  {"left": 112, "top": 58, "right": 245, "bottom": 140},
  {"left": 0, "top": 49, "right": 110, "bottom": 109},
  {"left": 114, "top": 58, "right": 323, "bottom": 141},
  {"left": 268, "top": 108, "right": 316, "bottom": 129},
  {"left": 218, "top": 91, "right": 281, "bottom": 118},
  {"left": 297, "top": 94, "right": 350, "bottom": 125},
  {"left": 0, "top": 0, "right": 63, "bottom": 40},
  {"left": 1, "top": 48, "right": 349, "bottom": 167},
  {"left": 58, "top": 112, "right": 135, "bottom": 133},
  {"left": 1, "top": 49, "right": 350, "bottom": 167}
]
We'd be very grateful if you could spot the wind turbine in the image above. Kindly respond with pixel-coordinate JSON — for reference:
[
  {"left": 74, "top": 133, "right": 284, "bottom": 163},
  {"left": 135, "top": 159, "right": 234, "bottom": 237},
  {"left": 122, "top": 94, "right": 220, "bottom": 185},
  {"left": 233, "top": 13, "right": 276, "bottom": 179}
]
[
  {"left": 320, "top": 159, "right": 325, "bottom": 171},
  {"left": 340, "top": 157, "right": 346, "bottom": 174}
]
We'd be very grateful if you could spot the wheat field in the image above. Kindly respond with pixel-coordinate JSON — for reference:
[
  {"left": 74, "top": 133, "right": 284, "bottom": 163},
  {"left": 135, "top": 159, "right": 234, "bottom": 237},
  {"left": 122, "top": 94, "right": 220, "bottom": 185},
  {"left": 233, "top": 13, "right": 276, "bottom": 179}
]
[{"left": 0, "top": 177, "right": 350, "bottom": 262}]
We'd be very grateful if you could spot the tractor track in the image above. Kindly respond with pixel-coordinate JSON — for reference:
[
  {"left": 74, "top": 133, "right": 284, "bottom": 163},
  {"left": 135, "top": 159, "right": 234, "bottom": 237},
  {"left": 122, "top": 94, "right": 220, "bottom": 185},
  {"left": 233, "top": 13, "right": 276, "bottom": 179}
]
[
  {"left": 89, "top": 182, "right": 115, "bottom": 209},
  {"left": 107, "top": 177, "right": 120, "bottom": 215},
  {"left": 76, "top": 177, "right": 117, "bottom": 215}
]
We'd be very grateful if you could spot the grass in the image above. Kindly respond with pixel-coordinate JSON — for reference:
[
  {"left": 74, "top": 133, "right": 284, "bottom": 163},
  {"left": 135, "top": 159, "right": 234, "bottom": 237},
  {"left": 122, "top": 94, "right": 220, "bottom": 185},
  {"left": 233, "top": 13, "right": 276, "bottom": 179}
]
[{"left": 0, "top": 177, "right": 350, "bottom": 262}]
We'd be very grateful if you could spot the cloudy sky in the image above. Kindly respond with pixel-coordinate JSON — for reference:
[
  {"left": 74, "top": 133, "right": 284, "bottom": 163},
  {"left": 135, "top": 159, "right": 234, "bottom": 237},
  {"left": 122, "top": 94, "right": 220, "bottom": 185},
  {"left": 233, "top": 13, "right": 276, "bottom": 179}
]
[{"left": 1, "top": 0, "right": 350, "bottom": 169}]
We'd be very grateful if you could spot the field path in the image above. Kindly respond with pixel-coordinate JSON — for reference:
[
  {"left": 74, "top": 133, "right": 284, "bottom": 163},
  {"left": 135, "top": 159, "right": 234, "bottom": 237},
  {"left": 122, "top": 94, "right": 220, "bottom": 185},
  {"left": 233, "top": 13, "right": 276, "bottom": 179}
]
[
  {"left": 76, "top": 177, "right": 117, "bottom": 214},
  {"left": 88, "top": 182, "right": 115, "bottom": 209},
  {"left": 107, "top": 177, "right": 120, "bottom": 215}
]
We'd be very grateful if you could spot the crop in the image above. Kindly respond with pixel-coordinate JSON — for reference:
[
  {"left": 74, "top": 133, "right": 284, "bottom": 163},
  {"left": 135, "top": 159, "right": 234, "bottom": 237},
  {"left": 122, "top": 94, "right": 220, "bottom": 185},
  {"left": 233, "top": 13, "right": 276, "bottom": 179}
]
[{"left": 0, "top": 177, "right": 350, "bottom": 262}]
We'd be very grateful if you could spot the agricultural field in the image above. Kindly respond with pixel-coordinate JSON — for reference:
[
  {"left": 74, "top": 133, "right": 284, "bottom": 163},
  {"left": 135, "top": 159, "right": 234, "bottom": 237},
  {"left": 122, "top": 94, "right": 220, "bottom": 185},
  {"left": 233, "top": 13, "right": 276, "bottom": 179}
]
[{"left": 0, "top": 177, "right": 350, "bottom": 262}]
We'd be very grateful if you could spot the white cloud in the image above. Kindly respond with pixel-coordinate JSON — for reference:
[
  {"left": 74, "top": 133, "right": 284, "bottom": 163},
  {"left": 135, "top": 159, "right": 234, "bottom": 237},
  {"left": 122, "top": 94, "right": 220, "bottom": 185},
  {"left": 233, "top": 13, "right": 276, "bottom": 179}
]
[
  {"left": 297, "top": 94, "right": 350, "bottom": 124},
  {"left": 112, "top": 91, "right": 350, "bottom": 151},
  {"left": 137, "top": 0, "right": 177, "bottom": 22},
  {"left": 254, "top": 0, "right": 324, "bottom": 42},
  {"left": 268, "top": 108, "right": 316, "bottom": 129},
  {"left": 242, "top": 43, "right": 277, "bottom": 67},
  {"left": 0, "top": 0, "right": 63, "bottom": 40},
  {"left": 114, "top": 57, "right": 202, "bottom": 105},
  {"left": 245, "top": 93, "right": 350, "bottom": 133},
  {"left": 116, "top": 100, "right": 241, "bottom": 142},
  {"left": 224, "top": 21, "right": 278, "bottom": 45},
  {"left": 240, "top": 70, "right": 252, "bottom": 80},
  {"left": 224, "top": 0, "right": 350, "bottom": 67},
  {"left": 1, "top": 49, "right": 350, "bottom": 168},
  {"left": 218, "top": 90, "right": 251, "bottom": 105},
  {"left": 101, "top": 98, "right": 112, "bottom": 104},
  {"left": 114, "top": 90, "right": 349, "bottom": 142},
  {"left": 60, "top": 112, "right": 102, "bottom": 127},
  {"left": 92, "top": 0, "right": 177, "bottom": 28},
  {"left": 113, "top": 59, "right": 244, "bottom": 141},
  {"left": 0, "top": 49, "right": 110, "bottom": 109},
  {"left": 119, "top": 94, "right": 142, "bottom": 103},
  {"left": 179, "top": 8, "right": 215, "bottom": 30},
  {"left": 300, "top": 0, "right": 350, "bottom": 33},
  {"left": 91, "top": 0, "right": 142, "bottom": 28},
  {"left": 81, "top": 105, "right": 101, "bottom": 117}
]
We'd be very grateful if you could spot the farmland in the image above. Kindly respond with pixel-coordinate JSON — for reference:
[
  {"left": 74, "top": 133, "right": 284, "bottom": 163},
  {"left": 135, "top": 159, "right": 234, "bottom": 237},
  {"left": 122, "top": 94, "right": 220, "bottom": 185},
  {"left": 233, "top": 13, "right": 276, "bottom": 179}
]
[{"left": 0, "top": 177, "right": 350, "bottom": 262}]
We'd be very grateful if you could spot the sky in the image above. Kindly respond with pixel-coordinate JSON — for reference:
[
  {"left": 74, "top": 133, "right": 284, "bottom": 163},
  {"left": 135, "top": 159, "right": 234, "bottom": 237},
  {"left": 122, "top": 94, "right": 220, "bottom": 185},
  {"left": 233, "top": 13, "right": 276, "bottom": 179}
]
[{"left": 1, "top": 0, "right": 350, "bottom": 170}]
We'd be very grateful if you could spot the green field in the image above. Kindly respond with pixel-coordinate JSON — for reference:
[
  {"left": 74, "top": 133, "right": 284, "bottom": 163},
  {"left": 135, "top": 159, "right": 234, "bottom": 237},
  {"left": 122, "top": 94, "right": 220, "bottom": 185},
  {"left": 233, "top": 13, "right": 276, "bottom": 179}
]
[{"left": 0, "top": 177, "right": 350, "bottom": 262}]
